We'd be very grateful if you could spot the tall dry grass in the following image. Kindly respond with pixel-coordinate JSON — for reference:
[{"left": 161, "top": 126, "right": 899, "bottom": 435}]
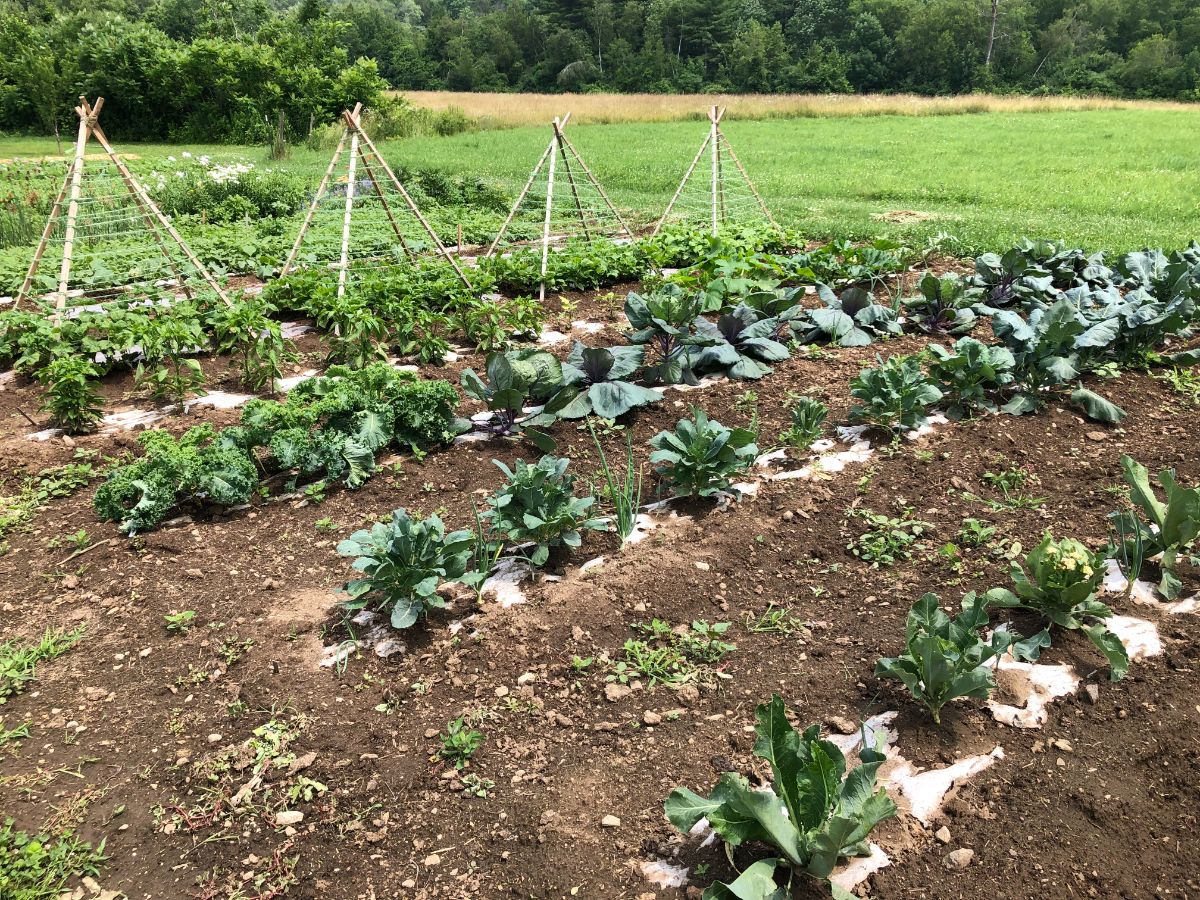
[{"left": 403, "top": 90, "right": 1195, "bottom": 127}]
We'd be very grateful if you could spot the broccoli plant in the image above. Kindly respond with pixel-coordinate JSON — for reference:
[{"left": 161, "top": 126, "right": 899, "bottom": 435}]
[
  {"left": 555, "top": 343, "right": 662, "bottom": 420},
  {"left": 1114, "top": 455, "right": 1200, "bottom": 600},
  {"left": 665, "top": 694, "right": 896, "bottom": 900},
  {"left": 986, "top": 534, "right": 1128, "bottom": 680},
  {"left": 649, "top": 407, "right": 758, "bottom": 498},
  {"left": 337, "top": 509, "right": 479, "bottom": 629},
  {"left": 849, "top": 354, "right": 943, "bottom": 432},
  {"left": 926, "top": 337, "right": 1016, "bottom": 419},
  {"left": 875, "top": 592, "right": 1047, "bottom": 724},
  {"left": 482, "top": 456, "right": 606, "bottom": 566}
]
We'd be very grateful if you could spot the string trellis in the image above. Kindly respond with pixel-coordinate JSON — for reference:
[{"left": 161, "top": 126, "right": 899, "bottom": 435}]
[
  {"left": 15, "top": 96, "right": 231, "bottom": 323},
  {"left": 653, "top": 106, "right": 778, "bottom": 237},
  {"left": 487, "top": 114, "right": 633, "bottom": 301},
  {"left": 281, "top": 103, "right": 471, "bottom": 293}
]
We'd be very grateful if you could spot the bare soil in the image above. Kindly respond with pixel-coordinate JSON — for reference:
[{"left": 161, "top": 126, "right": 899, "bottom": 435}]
[{"left": 1, "top": 283, "right": 1198, "bottom": 900}]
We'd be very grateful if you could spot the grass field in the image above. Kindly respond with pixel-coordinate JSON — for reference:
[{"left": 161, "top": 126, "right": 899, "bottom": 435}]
[{"left": 3, "top": 104, "right": 1199, "bottom": 254}]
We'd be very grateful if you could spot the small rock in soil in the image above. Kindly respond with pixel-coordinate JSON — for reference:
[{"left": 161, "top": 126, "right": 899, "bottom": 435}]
[
  {"left": 601, "top": 815, "right": 621, "bottom": 828},
  {"left": 275, "top": 811, "right": 304, "bottom": 826},
  {"left": 826, "top": 715, "right": 857, "bottom": 735},
  {"left": 935, "top": 826, "right": 952, "bottom": 844},
  {"left": 642, "top": 710, "right": 662, "bottom": 725},
  {"left": 1086, "top": 684, "right": 1100, "bottom": 704},
  {"left": 423, "top": 853, "right": 441, "bottom": 866},
  {"left": 605, "top": 683, "right": 632, "bottom": 702},
  {"left": 944, "top": 848, "right": 975, "bottom": 870}
]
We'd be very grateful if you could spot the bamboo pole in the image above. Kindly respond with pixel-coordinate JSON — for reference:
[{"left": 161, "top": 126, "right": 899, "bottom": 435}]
[
  {"left": 652, "top": 128, "right": 711, "bottom": 237},
  {"left": 722, "top": 135, "right": 779, "bottom": 231},
  {"left": 709, "top": 106, "right": 719, "bottom": 237},
  {"left": 557, "top": 130, "right": 632, "bottom": 239},
  {"left": 336, "top": 125, "right": 360, "bottom": 299},
  {"left": 538, "top": 118, "right": 561, "bottom": 304},
  {"left": 15, "top": 153, "right": 74, "bottom": 308},
  {"left": 90, "top": 122, "right": 232, "bottom": 306},
  {"left": 554, "top": 119, "right": 591, "bottom": 243},
  {"left": 487, "top": 136, "right": 555, "bottom": 257},
  {"left": 52, "top": 97, "right": 95, "bottom": 323},
  {"left": 281, "top": 102, "right": 359, "bottom": 276},
  {"left": 348, "top": 119, "right": 473, "bottom": 289}
]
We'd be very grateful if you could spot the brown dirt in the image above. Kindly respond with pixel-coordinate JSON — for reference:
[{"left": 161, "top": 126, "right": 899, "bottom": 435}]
[{"left": 0, "top": 283, "right": 1197, "bottom": 900}]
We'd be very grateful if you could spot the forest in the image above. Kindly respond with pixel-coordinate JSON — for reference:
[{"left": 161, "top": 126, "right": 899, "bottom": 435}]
[{"left": 1, "top": 0, "right": 1198, "bottom": 142}]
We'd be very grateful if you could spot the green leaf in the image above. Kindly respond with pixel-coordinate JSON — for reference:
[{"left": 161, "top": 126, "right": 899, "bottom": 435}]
[
  {"left": 1084, "top": 625, "right": 1129, "bottom": 681},
  {"left": 701, "top": 859, "right": 788, "bottom": 900},
  {"left": 1069, "top": 387, "right": 1126, "bottom": 424}
]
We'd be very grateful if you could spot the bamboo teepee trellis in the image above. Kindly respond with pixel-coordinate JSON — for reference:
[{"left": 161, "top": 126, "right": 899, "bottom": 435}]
[
  {"left": 16, "top": 96, "right": 231, "bottom": 323},
  {"left": 281, "top": 103, "right": 472, "bottom": 294},
  {"left": 487, "top": 114, "right": 632, "bottom": 301},
  {"left": 652, "top": 106, "right": 777, "bottom": 237}
]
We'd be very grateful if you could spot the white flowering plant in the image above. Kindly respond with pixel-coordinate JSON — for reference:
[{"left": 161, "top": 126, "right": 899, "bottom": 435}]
[
  {"left": 148, "top": 155, "right": 305, "bottom": 222},
  {"left": 986, "top": 533, "right": 1128, "bottom": 680}
]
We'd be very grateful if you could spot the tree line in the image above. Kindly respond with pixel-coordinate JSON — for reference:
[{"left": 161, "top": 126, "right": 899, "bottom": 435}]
[{"left": 1, "top": 0, "right": 1197, "bottom": 142}]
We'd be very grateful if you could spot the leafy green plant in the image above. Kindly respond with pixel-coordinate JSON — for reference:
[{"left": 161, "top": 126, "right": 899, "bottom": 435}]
[
  {"left": 624, "top": 285, "right": 709, "bottom": 385},
  {"left": 0, "top": 817, "right": 106, "bottom": 900},
  {"left": 800, "top": 285, "right": 902, "bottom": 347},
  {"left": 875, "top": 593, "right": 1046, "bottom": 724},
  {"left": 691, "top": 303, "right": 794, "bottom": 380},
  {"left": 337, "top": 509, "right": 479, "bottom": 630},
  {"left": 779, "top": 395, "right": 828, "bottom": 450},
  {"left": 36, "top": 355, "right": 103, "bottom": 434},
  {"left": 482, "top": 456, "right": 606, "bottom": 567},
  {"left": 1, "top": 626, "right": 85, "bottom": 703},
  {"left": 665, "top": 694, "right": 896, "bottom": 900},
  {"left": 848, "top": 508, "right": 932, "bottom": 566},
  {"left": 556, "top": 343, "right": 662, "bottom": 420},
  {"left": 164, "top": 611, "right": 196, "bottom": 633},
  {"left": 609, "top": 620, "right": 735, "bottom": 687},
  {"left": 134, "top": 305, "right": 209, "bottom": 407},
  {"left": 926, "top": 337, "right": 1016, "bottom": 419},
  {"left": 904, "top": 272, "right": 976, "bottom": 335},
  {"left": 849, "top": 354, "right": 942, "bottom": 432},
  {"left": 208, "top": 298, "right": 294, "bottom": 392},
  {"left": 986, "top": 534, "right": 1128, "bottom": 680},
  {"left": 649, "top": 407, "right": 759, "bottom": 498},
  {"left": 437, "top": 717, "right": 483, "bottom": 770},
  {"left": 958, "top": 518, "right": 996, "bottom": 547},
  {"left": 460, "top": 350, "right": 571, "bottom": 450},
  {"left": 1114, "top": 455, "right": 1200, "bottom": 600}
]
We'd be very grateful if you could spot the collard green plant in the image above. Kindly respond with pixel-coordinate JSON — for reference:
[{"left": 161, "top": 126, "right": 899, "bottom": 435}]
[
  {"left": 36, "top": 356, "right": 103, "bottom": 434},
  {"left": 483, "top": 456, "right": 606, "bottom": 566},
  {"left": 337, "top": 509, "right": 478, "bottom": 629},
  {"left": 926, "top": 336, "right": 1016, "bottom": 419},
  {"left": 849, "top": 354, "right": 942, "bottom": 432},
  {"left": 649, "top": 407, "right": 758, "bottom": 498},
  {"left": 985, "top": 534, "right": 1128, "bottom": 680},
  {"left": 1115, "top": 455, "right": 1200, "bottom": 600},
  {"left": 665, "top": 694, "right": 896, "bottom": 900},
  {"left": 556, "top": 342, "right": 662, "bottom": 420},
  {"left": 875, "top": 592, "right": 1047, "bottom": 724}
]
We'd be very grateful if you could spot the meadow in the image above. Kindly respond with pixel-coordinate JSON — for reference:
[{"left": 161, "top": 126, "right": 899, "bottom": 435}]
[{"left": 3, "top": 103, "right": 1200, "bottom": 254}]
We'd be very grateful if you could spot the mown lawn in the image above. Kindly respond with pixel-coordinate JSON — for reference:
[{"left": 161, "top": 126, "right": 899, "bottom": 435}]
[{"left": 3, "top": 106, "right": 1199, "bottom": 253}]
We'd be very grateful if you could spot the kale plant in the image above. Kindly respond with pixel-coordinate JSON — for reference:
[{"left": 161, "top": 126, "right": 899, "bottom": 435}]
[
  {"left": 338, "top": 509, "right": 479, "bottom": 629},
  {"left": 649, "top": 407, "right": 758, "bottom": 498},
  {"left": 665, "top": 694, "right": 896, "bottom": 900},
  {"left": 800, "top": 285, "right": 901, "bottom": 347},
  {"left": 779, "top": 395, "right": 828, "bottom": 450}
]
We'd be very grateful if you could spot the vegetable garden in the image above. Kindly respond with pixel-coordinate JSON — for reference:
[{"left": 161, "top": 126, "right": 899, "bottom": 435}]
[{"left": 0, "top": 104, "right": 1198, "bottom": 900}]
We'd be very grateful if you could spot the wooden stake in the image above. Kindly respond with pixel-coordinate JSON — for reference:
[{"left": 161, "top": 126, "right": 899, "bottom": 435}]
[
  {"left": 282, "top": 103, "right": 359, "bottom": 276},
  {"left": 336, "top": 124, "right": 360, "bottom": 299},
  {"left": 539, "top": 117, "right": 561, "bottom": 304},
  {"left": 52, "top": 97, "right": 95, "bottom": 323},
  {"left": 709, "top": 105, "right": 719, "bottom": 236}
]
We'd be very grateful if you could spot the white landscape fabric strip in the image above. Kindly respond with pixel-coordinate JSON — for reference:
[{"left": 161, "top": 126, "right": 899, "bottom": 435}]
[{"left": 986, "top": 654, "right": 1080, "bottom": 728}]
